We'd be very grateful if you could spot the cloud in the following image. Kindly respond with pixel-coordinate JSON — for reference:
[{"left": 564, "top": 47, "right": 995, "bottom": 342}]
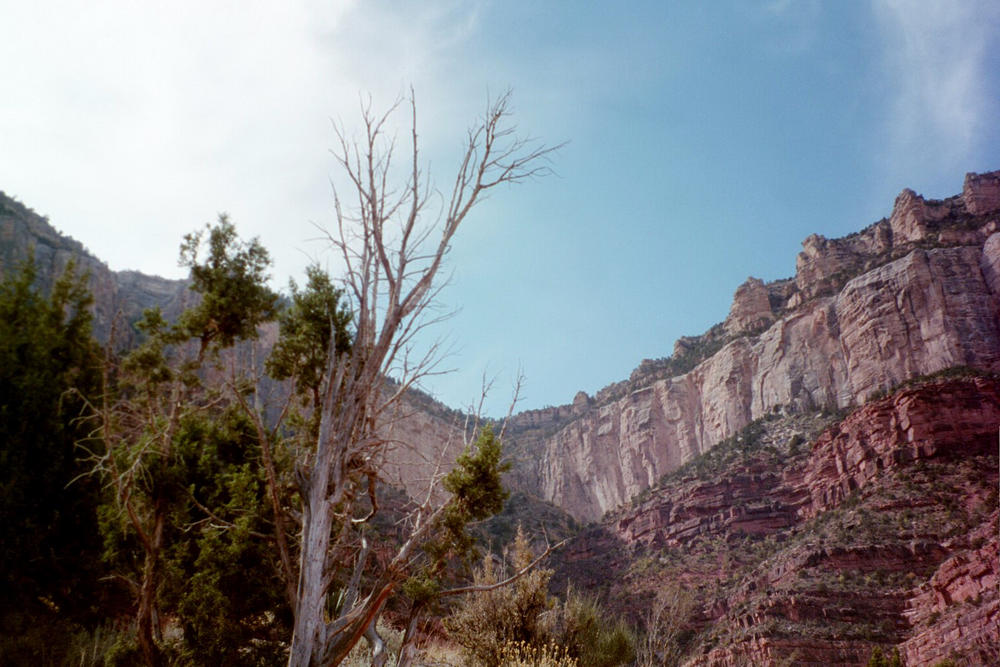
[
  {"left": 872, "top": 0, "right": 1000, "bottom": 172},
  {"left": 0, "top": 1, "right": 489, "bottom": 283}
]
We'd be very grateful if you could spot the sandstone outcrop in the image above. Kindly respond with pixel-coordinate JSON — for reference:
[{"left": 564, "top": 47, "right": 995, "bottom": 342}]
[
  {"left": 963, "top": 170, "right": 1000, "bottom": 215},
  {"left": 616, "top": 376, "right": 1000, "bottom": 546},
  {"left": 723, "top": 277, "right": 774, "bottom": 335},
  {"left": 898, "top": 517, "right": 999, "bottom": 666},
  {"left": 561, "top": 377, "right": 999, "bottom": 666},
  {"left": 5, "top": 167, "right": 999, "bottom": 665},
  {"left": 522, "top": 171, "right": 1000, "bottom": 521}
]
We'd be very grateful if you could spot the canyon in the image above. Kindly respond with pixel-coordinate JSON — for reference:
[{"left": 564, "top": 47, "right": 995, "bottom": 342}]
[
  {"left": 0, "top": 192, "right": 192, "bottom": 346},
  {"left": 553, "top": 375, "right": 999, "bottom": 666},
  {"left": 4, "top": 172, "right": 999, "bottom": 522},
  {"left": 3, "top": 171, "right": 999, "bottom": 665},
  {"left": 503, "top": 170, "right": 1000, "bottom": 522}
]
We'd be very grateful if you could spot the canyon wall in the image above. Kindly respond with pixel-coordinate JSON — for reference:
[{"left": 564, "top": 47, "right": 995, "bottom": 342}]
[
  {"left": 523, "top": 171, "right": 1000, "bottom": 521},
  {"left": 560, "top": 376, "right": 1000, "bottom": 666},
  {"left": 0, "top": 190, "right": 476, "bottom": 504},
  {"left": 6, "top": 172, "right": 1000, "bottom": 525},
  {"left": 615, "top": 376, "right": 1000, "bottom": 547},
  {"left": 0, "top": 191, "right": 191, "bottom": 343}
]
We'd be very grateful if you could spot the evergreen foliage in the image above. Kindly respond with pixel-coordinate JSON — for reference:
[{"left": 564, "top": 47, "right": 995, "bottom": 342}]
[
  {"left": 0, "top": 218, "right": 550, "bottom": 665},
  {"left": 439, "top": 426, "right": 511, "bottom": 559},
  {"left": 162, "top": 411, "right": 291, "bottom": 664},
  {"left": 267, "top": 263, "right": 352, "bottom": 402},
  {"left": 0, "top": 257, "right": 104, "bottom": 620},
  {"left": 868, "top": 646, "right": 904, "bottom": 667},
  {"left": 177, "top": 214, "right": 278, "bottom": 351},
  {"left": 95, "top": 216, "right": 283, "bottom": 665},
  {"left": 404, "top": 426, "right": 511, "bottom": 606}
]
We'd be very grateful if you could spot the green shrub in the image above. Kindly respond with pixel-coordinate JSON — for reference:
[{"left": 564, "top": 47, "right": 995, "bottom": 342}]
[
  {"left": 553, "top": 590, "right": 635, "bottom": 667},
  {"left": 446, "top": 529, "right": 635, "bottom": 667},
  {"left": 445, "top": 527, "right": 555, "bottom": 667},
  {"left": 867, "top": 646, "right": 903, "bottom": 667}
]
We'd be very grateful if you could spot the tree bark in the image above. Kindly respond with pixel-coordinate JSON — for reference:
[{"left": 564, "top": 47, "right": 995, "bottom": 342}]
[
  {"left": 287, "top": 448, "right": 334, "bottom": 666},
  {"left": 137, "top": 497, "right": 166, "bottom": 667},
  {"left": 285, "top": 90, "right": 557, "bottom": 665},
  {"left": 396, "top": 604, "right": 424, "bottom": 667},
  {"left": 366, "top": 622, "right": 389, "bottom": 667}
]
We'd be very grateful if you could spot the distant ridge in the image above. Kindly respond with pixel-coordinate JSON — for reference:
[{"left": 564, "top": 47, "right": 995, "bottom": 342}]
[{"left": 0, "top": 191, "right": 191, "bottom": 344}]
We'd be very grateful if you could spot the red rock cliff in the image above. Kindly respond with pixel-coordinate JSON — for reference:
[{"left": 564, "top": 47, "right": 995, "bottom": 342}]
[{"left": 525, "top": 172, "right": 1000, "bottom": 521}]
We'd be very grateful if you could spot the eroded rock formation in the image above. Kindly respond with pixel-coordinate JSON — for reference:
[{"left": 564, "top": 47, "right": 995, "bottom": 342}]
[
  {"left": 521, "top": 172, "right": 1000, "bottom": 521},
  {"left": 560, "top": 377, "right": 1000, "bottom": 666},
  {"left": 616, "top": 376, "right": 1000, "bottom": 546}
]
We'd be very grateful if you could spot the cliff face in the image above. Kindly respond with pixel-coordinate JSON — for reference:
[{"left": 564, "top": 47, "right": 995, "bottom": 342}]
[
  {"left": 8, "top": 174, "right": 999, "bottom": 524},
  {"left": 616, "top": 376, "right": 1000, "bottom": 546},
  {"left": 521, "top": 171, "right": 1000, "bottom": 521},
  {"left": 5, "top": 171, "right": 998, "bottom": 663},
  {"left": 0, "top": 191, "right": 190, "bottom": 343},
  {"left": 0, "top": 190, "right": 479, "bottom": 505},
  {"left": 554, "top": 376, "right": 1000, "bottom": 666}
]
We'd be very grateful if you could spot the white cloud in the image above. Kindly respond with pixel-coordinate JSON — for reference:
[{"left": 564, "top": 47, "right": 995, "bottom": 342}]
[
  {"left": 0, "top": 0, "right": 488, "bottom": 284},
  {"left": 872, "top": 0, "right": 1000, "bottom": 173}
]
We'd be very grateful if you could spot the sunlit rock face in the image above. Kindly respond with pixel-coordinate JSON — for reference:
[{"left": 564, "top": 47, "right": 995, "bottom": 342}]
[
  {"left": 575, "top": 376, "right": 1000, "bottom": 667},
  {"left": 723, "top": 277, "right": 773, "bottom": 336},
  {"left": 522, "top": 170, "right": 1000, "bottom": 522},
  {"left": 963, "top": 170, "right": 1000, "bottom": 215},
  {"left": 5, "top": 171, "right": 1000, "bottom": 527}
]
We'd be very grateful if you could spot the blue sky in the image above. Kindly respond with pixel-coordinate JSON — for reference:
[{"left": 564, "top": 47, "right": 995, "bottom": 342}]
[{"left": 2, "top": 1, "right": 999, "bottom": 415}]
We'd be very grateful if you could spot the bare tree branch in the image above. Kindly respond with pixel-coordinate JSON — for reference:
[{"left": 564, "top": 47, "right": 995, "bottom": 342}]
[
  {"left": 437, "top": 538, "right": 567, "bottom": 599},
  {"left": 287, "top": 89, "right": 558, "bottom": 666}
]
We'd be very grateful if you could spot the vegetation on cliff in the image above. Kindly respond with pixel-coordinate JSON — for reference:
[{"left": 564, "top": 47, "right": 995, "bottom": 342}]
[
  {"left": 552, "top": 373, "right": 1000, "bottom": 666},
  {"left": 3, "top": 171, "right": 999, "bottom": 665}
]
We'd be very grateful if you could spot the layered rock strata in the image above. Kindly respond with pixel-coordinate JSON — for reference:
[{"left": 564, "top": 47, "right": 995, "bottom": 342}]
[
  {"left": 899, "top": 517, "right": 999, "bottom": 666},
  {"left": 617, "top": 376, "right": 1000, "bottom": 546},
  {"left": 572, "top": 377, "right": 999, "bottom": 666},
  {"left": 528, "top": 172, "right": 1000, "bottom": 521}
]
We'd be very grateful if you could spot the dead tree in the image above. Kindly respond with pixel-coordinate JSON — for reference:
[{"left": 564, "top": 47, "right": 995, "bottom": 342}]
[{"left": 287, "top": 90, "right": 557, "bottom": 666}]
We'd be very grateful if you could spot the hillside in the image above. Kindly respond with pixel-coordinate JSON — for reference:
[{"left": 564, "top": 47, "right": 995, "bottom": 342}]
[
  {"left": 0, "top": 191, "right": 191, "bottom": 345},
  {"left": 0, "top": 198, "right": 576, "bottom": 536},
  {"left": 553, "top": 372, "right": 999, "bottom": 665},
  {"left": 7, "top": 172, "right": 999, "bottom": 524}
]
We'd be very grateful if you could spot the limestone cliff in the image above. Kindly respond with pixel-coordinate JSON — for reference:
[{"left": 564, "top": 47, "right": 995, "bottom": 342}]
[
  {"left": 516, "top": 171, "right": 1000, "bottom": 521},
  {"left": 6, "top": 171, "right": 1000, "bottom": 527}
]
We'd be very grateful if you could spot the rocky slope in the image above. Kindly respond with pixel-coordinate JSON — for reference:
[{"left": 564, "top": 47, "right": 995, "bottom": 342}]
[
  {"left": 5, "top": 172, "right": 999, "bottom": 664},
  {"left": 0, "top": 191, "right": 191, "bottom": 344},
  {"left": 553, "top": 374, "right": 999, "bottom": 666},
  {"left": 508, "top": 171, "right": 1000, "bottom": 521}
]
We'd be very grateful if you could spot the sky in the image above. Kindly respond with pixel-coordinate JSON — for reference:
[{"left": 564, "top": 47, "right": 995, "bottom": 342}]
[{"left": 2, "top": 0, "right": 999, "bottom": 415}]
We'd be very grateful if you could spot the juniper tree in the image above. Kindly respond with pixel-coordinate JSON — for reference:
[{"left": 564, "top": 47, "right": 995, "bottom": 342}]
[
  {"left": 0, "top": 257, "right": 104, "bottom": 655},
  {"left": 91, "top": 216, "right": 278, "bottom": 666}
]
